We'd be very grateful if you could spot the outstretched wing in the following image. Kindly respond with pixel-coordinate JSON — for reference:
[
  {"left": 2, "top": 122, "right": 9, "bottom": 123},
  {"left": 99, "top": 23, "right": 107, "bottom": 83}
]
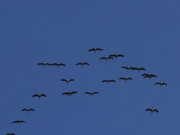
[
  {"left": 154, "top": 109, "right": 159, "bottom": 113},
  {"left": 29, "top": 108, "right": 35, "bottom": 111},
  {"left": 40, "top": 94, "right": 46, "bottom": 97},
  {"left": 71, "top": 91, "right": 77, "bottom": 94},
  {"left": 12, "top": 120, "right": 18, "bottom": 123},
  {"left": 145, "top": 108, "right": 151, "bottom": 111},
  {"left": 22, "top": 108, "right": 28, "bottom": 112},
  {"left": 61, "top": 79, "right": 67, "bottom": 82},
  {"left": 69, "top": 79, "right": 74, "bottom": 82},
  {"left": 109, "top": 80, "right": 116, "bottom": 82},
  {"left": 32, "top": 94, "right": 39, "bottom": 97},
  {"left": 76, "top": 62, "right": 83, "bottom": 65},
  {"left": 96, "top": 48, "right": 103, "bottom": 51}
]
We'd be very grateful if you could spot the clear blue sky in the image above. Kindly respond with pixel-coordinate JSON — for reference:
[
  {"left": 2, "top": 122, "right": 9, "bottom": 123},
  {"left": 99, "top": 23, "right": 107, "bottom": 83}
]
[{"left": 1, "top": 0, "right": 180, "bottom": 134}]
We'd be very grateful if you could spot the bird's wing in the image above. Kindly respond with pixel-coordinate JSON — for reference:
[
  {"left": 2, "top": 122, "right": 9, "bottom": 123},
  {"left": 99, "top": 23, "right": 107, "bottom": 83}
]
[
  {"left": 93, "top": 92, "right": 99, "bottom": 94},
  {"left": 12, "top": 121, "right": 17, "bottom": 123},
  {"left": 60, "top": 63, "right": 66, "bottom": 66},
  {"left": 110, "top": 80, "right": 116, "bottom": 82},
  {"left": 96, "top": 48, "right": 103, "bottom": 51},
  {"left": 30, "top": 108, "right": 35, "bottom": 111},
  {"left": 76, "top": 62, "right": 82, "bottom": 65},
  {"left": 71, "top": 91, "right": 77, "bottom": 94},
  {"left": 154, "top": 109, "right": 159, "bottom": 113},
  {"left": 100, "top": 57, "right": 106, "bottom": 60},
  {"left": 69, "top": 79, "right": 74, "bottom": 81},
  {"left": 84, "top": 62, "right": 89, "bottom": 65},
  {"left": 22, "top": 108, "right": 27, "bottom": 111},
  {"left": 88, "top": 48, "right": 94, "bottom": 51},
  {"left": 85, "top": 92, "right": 91, "bottom": 94},
  {"left": 127, "top": 77, "right": 132, "bottom": 80},
  {"left": 102, "top": 80, "right": 108, "bottom": 82},
  {"left": 20, "top": 120, "right": 25, "bottom": 123},
  {"left": 61, "top": 79, "right": 67, "bottom": 82},
  {"left": 32, "top": 94, "right": 38, "bottom": 97},
  {"left": 145, "top": 108, "right": 151, "bottom": 111},
  {"left": 40, "top": 94, "right": 46, "bottom": 97}
]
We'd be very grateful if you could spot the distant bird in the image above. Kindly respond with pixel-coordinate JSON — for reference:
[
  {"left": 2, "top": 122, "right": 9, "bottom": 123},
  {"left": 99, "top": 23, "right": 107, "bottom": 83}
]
[
  {"left": 22, "top": 108, "right": 35, "bottom": 113},
  {"left": 145, "top": 107, "right": 159, "bottom": 113},
  {"left": 100, "top": 56, "right": 113, "bottom": 61},
  {"left": 88, "top": 47, "right": 103, "bottom": 52},
  {"left": 62, "top": 91, "right": 77, "bottom": 96},
  {"left": 32, "top": 94, "right": 46, "bottom": 99},
  {"left": 84, "top": 92, "right": 99, "bottom": 96},
  {"left": 12, "top": 120, "right": 25, "bottom": 124},
  {"left": 121, "top": 66, "right": 134, "bottom": 71},
  {"left": 6, "top": 133, "right": 15, "bottom": 135},
  {"left": 119, "top": 77, "right": 132, "bottom": 81},
  {"left": 109, "top": 53, "right": 124, "bottom": 58},
  {"left": 37, "top": 62, "right": 51, "bottom": 66},
  {"left": 76, "top": 62, "right": 89, "bottom": 67},
  {"left": 102, "top": 79, "right": 116, "bottom": 84},
  {"left": 51, "top": 62, "right": 66, "bottom": 67},
  {"left": 132, "top": 67, "right": 146, "bottom": 72},
  {"left": 155, "top": 82, "right": 167, "bottom": 86},
  {"left": 142, "top": 73, "right": 157, "bottom": 79},
  {"left": 61, "top": 79, "right": 74, "bottom": 84}
]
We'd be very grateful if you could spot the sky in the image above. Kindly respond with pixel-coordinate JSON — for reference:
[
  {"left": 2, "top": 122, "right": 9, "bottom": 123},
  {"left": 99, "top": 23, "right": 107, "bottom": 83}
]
[{"left": 0, "top": 0, "right": 180, "bottom": 134}]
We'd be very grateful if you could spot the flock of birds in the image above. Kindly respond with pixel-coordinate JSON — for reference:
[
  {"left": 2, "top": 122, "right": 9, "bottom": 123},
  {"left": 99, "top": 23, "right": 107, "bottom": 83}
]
[{"left": 6, "top": 47, "right": 167, "bottom": 135}]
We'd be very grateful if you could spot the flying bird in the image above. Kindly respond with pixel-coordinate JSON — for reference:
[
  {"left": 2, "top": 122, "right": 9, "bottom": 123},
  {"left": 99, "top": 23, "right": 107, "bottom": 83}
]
[
  {"left": 51, "top": 63, "right": 66, "bottom": 67},
  {"left": 121, "top": 66, "right": 134, "bottom": 71},
  {"left": 142, "top": 73, "right": 157, "bottom": 79},
  {"left": 102, "top": 79, "right": 116, "bottom": 84},
  {"left": 109, "top": 53, "right": 124, "bottom": 58},
  {"left": 119, "top": 77, "right": 133, "bottom": 81},
  {"left": 88, "top": 47, "right": 103, "bottom": 52},
  {"left": 6, "top": 133, "right": 15, "bottom": 135},
  {"left": 76, "top": 62, "right": 90, "bottom": 67},
  {"left": 32, "top": 94, "right": 46, "bottom": 99},
  {"left": 12, "top": 120, "right": 25, "bottom": 124},
  {"left": 155, "top": 82, "right": 167, "bottom": 86},
  {"left": 37, "top": 62, "right": 51, "bottom": 66},
  {"left": 22, "top": 108, "right": 35, "bottom": 112},
  {"left": 100, "top": 56, "right": 113, "bottom": 61},
  {"left": 132, "top": 67, "right": 146, "bottom": 72},
  {"left": 62, "top": 91, "right": 77, "bottom": 96},
  {"left": 84, "top": 92, "right": 99, "bottom": 96},
  {"left": 145, "top": 107, "right": 159, "bottom": 113},
  {"left": 61, "top": 79, "right": 74, "bottom": 84}
]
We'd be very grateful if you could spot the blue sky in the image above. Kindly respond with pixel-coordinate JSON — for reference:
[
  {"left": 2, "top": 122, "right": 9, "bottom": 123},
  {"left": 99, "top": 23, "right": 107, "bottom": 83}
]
[{"left": 1, "top": 0, "right": 180, "bottom": 134}]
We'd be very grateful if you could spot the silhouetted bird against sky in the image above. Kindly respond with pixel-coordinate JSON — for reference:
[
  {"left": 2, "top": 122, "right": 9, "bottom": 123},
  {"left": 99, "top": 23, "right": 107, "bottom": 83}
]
[
  {"left": 51, "top": 62, "right": 66, "bottom": 67},
  {"left": 142, "top": 73, "right": 157, "bottom": 79},
  {"left": 100, "top": 56, "right": 113, "bottom": 61},
  {"left": 132, "top": 67, "right": 146, "bottom": 72},
  {"left": 109, "top": 53, "right": 124, "bottom": 58},
  {"left": 6, "top": 133, "right": 15, "bottom": 135},
  {"left": 61, "top": 79, "right": 74, "bottom": 84},
  {"left": 84, "top": 92, "right": 99, "bottom": 96},
  {"left": 102, "top": 79, "right": 116, "bottom": 84},
  {"left": 62, "top": 91, "right": 77, "bottom": 96},
  {"left": 88, "top": 47, "right": 103, "bottom": 52},
  {"left": 76, "top": 62, "right": 89, "bottom": 67},
  {"left": 155, "top": 82, "right": 167, "bottom": 86},
  {"left": 12, "top": 120, "right": 25, "bottom": 124},
  {"left": 32, "top": 94, "right": 46, "bottom": 99},
  {"left": 37, "top": 62, "right": 51, "bottom": 66},
  {"left": 22, "top": 108, "right": 35, "bottom": 113},
  {"left": 145, "top": 107, "right": 159, "bottom": 113},
  {"left": 121, "top": 66, "right": 134, "bottom": 71},
  {"left": 119, "top": 77, "right": 132, "bottom": 81}
]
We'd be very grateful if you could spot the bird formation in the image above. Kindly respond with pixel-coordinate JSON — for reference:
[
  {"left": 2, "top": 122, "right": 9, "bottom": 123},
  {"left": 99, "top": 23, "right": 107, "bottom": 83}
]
[{"left": 6, "top": 47, "right": 167, "bottom": 135}]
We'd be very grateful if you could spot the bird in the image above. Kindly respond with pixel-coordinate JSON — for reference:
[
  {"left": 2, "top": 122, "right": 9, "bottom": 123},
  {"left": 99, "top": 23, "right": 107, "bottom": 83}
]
[
  {"left": 109, "top": 53, "right": 124, "bottom": 58},
  {"left": 76, "top": 62, "right": 89, "bottom": 67},
  {"left": 145, "top": 107, "right": 159, "bottom": 113},
  {"left": 12, "top": 120, "right": 25, "bottom": 124},
  {"left": 6, "top": 133, "right": 15, "bottom": 135},
  {"left": 102, "top": 79, "right": 116, "bottom": 84},
  {"left": 32, "top": 94, "right": 46, "bottom": 99},
  {"left": 61, "top": 79, "right": 74, "bottom": 84},
  {"left": 100, "top": 56, "right": 113, "bottom": 61},
  {"left": 22, "top": 108, "right": 35, "bottom": 113},
  {"left": 142, "top": 73, "right": 157, "bottom": 79},
  {"left": 88, "top": 47, "right": 103, "bottom": 52},
  {"left": 62, "top": 91, "right": 77, "bottom": 96},
  {"left": 84, "top": 92, "right": 99, "bottom": 96},
  {"left": 51, "top": 62, "right": 66, "bottom": 67},
  {"left": 37, "top": 62, "right": 51, "bottom": 66},
  {"left": 121, "top": 66, "right": 134, "bottom": 71},
  {"left": 131, "top": 67, "right": 146, "bottom": 72},
  {"left": 155, "top": 82, "right": 167, "bottom": 86},
  {"left": 119, "top": 77, "right": 133, "bottom": 81}
]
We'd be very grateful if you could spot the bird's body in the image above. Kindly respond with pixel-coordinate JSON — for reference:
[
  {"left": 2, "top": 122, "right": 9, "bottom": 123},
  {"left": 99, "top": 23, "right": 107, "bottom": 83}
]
[
  {"left": 6, "top": 133, "right": 15, "bottom": 135},
  {"left": 145, "top": 108, "right": 159, "bottom": 113},
  {"left": 22, "top": 108, "right": 35, "bottom": 112},
  {"left": 62, "top": 91, "right": 77, "bottom": 96},
  {"left": 12, "top": 120, "right": 25, "bottom": 124},
  {"left": 61, "top": 79, "right": 74, "bottom": 84},
  {"left": 51, "top": 63, "right": 66, "bottom": 67},
  {"left": 109, "top": 53, "right": 124, "bottom": 58},
  {"left": 88, "top": 47, "right": 103, "bottom": 52},
  {"left": 102, "top": 79, "right": 116, "bottom": 83},
  {"left": 155, "top": 82, "right": 167, "bottom": 86},
  {"left": 119, "top": 77, "right": 132, "bottom": 81},
  {"left": 37, "top": 62, "right": 51, "bottom": 66},
  {"left": 100, "top": 56, "right": 113, "bottom": 61},
  {"left": 142, "top": 73, "right": 157, "bottom": 79},
  {"left": 84, "top": 92, "right": 99, "bottom": 96},
  {"left": 32, "top": 94, "right": 46, "bottom": 99},
  {"left": 76, "top": 62, "right": 89, "bottom": 67}
]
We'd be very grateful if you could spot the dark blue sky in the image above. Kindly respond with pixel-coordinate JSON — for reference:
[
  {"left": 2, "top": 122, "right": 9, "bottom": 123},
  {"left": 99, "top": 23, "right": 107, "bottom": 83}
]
[{"left": 1, "top": 0, "right": 180, "bottom": 135}]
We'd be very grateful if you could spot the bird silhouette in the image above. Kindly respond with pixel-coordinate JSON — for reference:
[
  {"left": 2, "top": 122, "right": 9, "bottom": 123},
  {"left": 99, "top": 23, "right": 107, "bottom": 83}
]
[
  {"left": 131, "top": 67, "right": 146, "bottom": 72},
  {"left": 88, "top": 47, "right": 103, "bottom": 52},
  {"left": 155, "top": 82, "right": 167, "bottom": 86},
  {"left": 109, "top": 53, "right": 124, "bottom": 58},
  {"left": 32, "top": 94, "right": 46, "bottom": 99},
  {"left": 61, "top": 79, "right": 74, "bottom": 84},
  {"left": 76, "top": 62, "right": 89, "bottom": 67},
  {"left": 6, "top": 133, "right": 15, "bottom": 135},
  {"left": 102, "top": 79, "right": 116, "bottom": 84},
  {"left": 119, "top": 77, "right": 132, "bottom": 81},
  {"left": 145, "top": 107, "right": 159, "bottom": 113},
  {"left": 121, "top": 66, "right": 134, "bottom": 71},
  {"left": 51, "top": 62, "right": 66, "bottom": 67},
  {"left": 62, "top": 91, "right": 77, "bottom": 96},
  {"left": 142, "top": 73, "right": 157, "bottom": 79},
  {"left": 37, "top": 62, "right": 51, "bottom": 66},
  {"left": 22, "top": 108, "right": 35, "bottom": 113},
  {"left": 84, "top": 92, "right": 99, "bottom": 96},
  {"left": 100, "top": 56, "right": 113, "bottom": 61},
  {"left": 12, "top": 120, "right": 25, "bottom": 124}
]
